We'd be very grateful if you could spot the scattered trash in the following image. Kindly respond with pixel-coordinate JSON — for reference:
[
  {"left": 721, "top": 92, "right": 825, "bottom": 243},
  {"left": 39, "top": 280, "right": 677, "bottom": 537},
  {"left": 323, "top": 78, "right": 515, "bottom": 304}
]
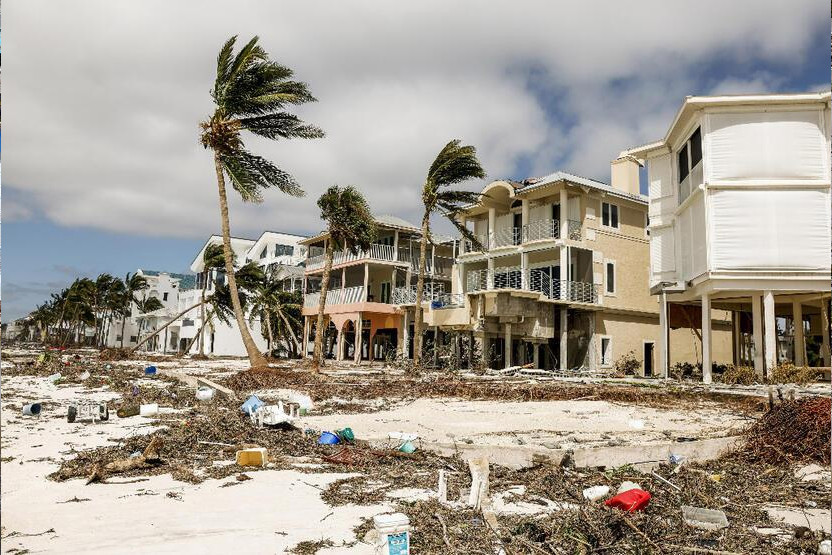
[
  {"left": 650, "top": 471, "right": 681, "bottom": 492},
  {"left": 819, "top": 539, "right": 831, "bottom": 555},
  {"left": 627, "top": 419, "right": 645, "bottom": 430},
  {"left": 240, "top": 395, "right": 264, "bottom": 416},
  {"left": 67, "top": 403, "right": 109, "bottom": 423},
  {"left": 129, "top": 451, "right": 142, "bottom": 459},
  {"left": 467, "top": 456, "right": 490, "bottom": 509},
  {"left": 399, "top": 441, "right": 417, "bottom": 454},
  {"left": 47, "top": 372, "right": 62, "bottom": 383},
  {"left": 604, "top": 489, "right": 651, "bottom": 512},
  {"left": 139, "top": 403, "right": 159, "bottom": 417},
  {"left": 388, "top": 432, "right": 418, "bottom": 442},
  {"left": 709, "top": 473, "right": 722, "bottom": 483},
  {"left": 438, "top": 470, "right": 448, "bottom": 503},
  {"left": 144, "top": 365, "right": 157, "bottom": 376},
  {"left": 195, "top": 387, "right": 215, "bottom": 401},
  {"left": 681, "top": 505, "right": 729, "bottom": 530},
  {"left": 285, "top": 391, "right": 313, "bottom": 415},
  {"left": 131, "top": 384, "right": 140, "bottom": 397},
  {"left": 235, "top": 447, "right": 268, "bottom": 467},
  {"left": 251, "top": 403, "right": 295, "bottom": 428},
  {"left": 669, "top": 453, "right": 685, "bottom": 465},
  {"left": 616, "top": 481, "right": 641, "bottom": 494},
  {"left": 318, "top": 431, "right": 341, "bottom": 445},
  {"left": 22, "top": 403, "right": 42, "bottom": 417},
  {"left": 372, "top": 512, "right": 411, "bottom": 555},
  {"left": 117, "top": 405, "right": 140, "bottom": 418},
  {"left": 79, "top": 371, "right": 90, "bottom": 380},
  {"left": 336, "top": 427, "right": 355, "bottom": 443},
  {"left": 582, "top": 485, "right": 610, "bottom": 501}
]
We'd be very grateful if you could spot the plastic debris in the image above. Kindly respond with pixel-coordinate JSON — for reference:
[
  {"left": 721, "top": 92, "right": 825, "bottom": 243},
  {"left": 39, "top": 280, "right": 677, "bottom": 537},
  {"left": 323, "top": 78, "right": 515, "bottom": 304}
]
[
  {"left": 604, "top": 489, "right": 651, "bottom": 512},
  {"left": 144, "top": 365, "right": 157, "bottom": 376},
  {"left": 617, "top": 481, "right": 641, "bottom": 494},
  {"left": 669, "top": 453, "right": 685, "bottom": 465},
  {"left": 235, "top": 447, "right": 268, "bottom": 467},
  {"left": 583, "top": 485, "right": 610, "bottom": 501},
  {"left": 240, "top": 395, "right": 265, "bottom": 415},
  {"left": 681, "top": 505, "right": 729, "bottom": 530},
  {"left": 48, "top": 372, "right": 62, "bottom": 383},
  {"left": 373, "top": 513, "right": 411, "bottom": 555},
  {"left": 399, "top": 441, "right": 416, "bottom": 454},
  {"left": 139, "top": 403, "right": 159, "bottom": 417},
  {"left": 22, "top": 403, "right": 42, "bottom": 417},
  {"left": 196, "top": 386, "right": 215, "bottom": 401},
  {"left": 819, "top": 539, "right": 831, "bottom": 555},
  {"left": 318, "top": 431, "right": 340, "bottom": 445}
]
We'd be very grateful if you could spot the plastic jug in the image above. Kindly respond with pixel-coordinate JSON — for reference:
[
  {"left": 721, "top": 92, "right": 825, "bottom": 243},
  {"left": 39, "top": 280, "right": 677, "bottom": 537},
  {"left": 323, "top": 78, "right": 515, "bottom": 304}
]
[{"left": 604, "top": 489, "right": 651, "bottom": 512}]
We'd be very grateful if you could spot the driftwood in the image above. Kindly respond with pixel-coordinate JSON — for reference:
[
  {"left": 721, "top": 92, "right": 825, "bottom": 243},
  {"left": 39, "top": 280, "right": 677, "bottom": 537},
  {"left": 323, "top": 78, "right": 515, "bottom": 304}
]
[{"left": 87, "top": 437, "right": 164, "bottom": 485}]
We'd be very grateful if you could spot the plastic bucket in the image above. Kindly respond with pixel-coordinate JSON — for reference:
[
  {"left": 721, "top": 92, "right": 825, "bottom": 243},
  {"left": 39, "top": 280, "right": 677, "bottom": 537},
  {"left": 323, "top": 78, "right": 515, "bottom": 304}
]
[
  {"left": 318, "top": 431, "right": 340, "bottom": 445},
  {"left": 240, "top": 395, "right": 265, "bottom": 415},
  {"left": 22, "top": 403, "right": 42, "bottom": 416},
  {"left": 399, "top": 441, "right": 416, "bottom": 454},
  {"left": 336, "top": 427, "right": 355, "bottom": 442},
  {"left": 196, "top": 386, "right": 215, "bottom": 401},
  {"left": 144, "top": 366, "right": 157, "bottom": 376}
]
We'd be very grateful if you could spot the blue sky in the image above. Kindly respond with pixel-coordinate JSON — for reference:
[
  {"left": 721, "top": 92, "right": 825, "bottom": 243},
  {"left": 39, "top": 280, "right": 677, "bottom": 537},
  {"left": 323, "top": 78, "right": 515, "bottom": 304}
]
[{"left": 3, "top": 1, "right": 830, "bottom": 320}]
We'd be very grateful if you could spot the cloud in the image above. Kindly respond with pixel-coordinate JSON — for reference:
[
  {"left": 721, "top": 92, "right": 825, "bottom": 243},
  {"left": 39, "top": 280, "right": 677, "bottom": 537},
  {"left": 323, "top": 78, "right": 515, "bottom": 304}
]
[{"left": 3, "top": 0, "right": 826, "bottom": 240}]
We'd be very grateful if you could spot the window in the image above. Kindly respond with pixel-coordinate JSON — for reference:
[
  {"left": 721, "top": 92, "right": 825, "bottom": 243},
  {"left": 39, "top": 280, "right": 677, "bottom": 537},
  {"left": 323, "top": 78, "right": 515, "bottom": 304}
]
[
  {"left": 275, "top": 244, "right": 294, "bottom": 257},
  {"left": 260, "top": 247, "right": 268, "bottom": 259},
  {"left": 129, "top": 336, "right": 138, "bottom": 343},
  {"left": 677, "top": 144, "right": 689, "bottom": 183},
  {"left": 605, "top": 261, "right": 616, "bottom": 295},
  {"left": 163, "top": 292, "right": 169, "bottom": 301},
  {"left": 116, "top": 335, "right": 122, "bottom": 342},
  {"left": 689, "top": 128, "right": 702, "bottom": 167},
  {"left": 645, "top": 213, "right": 650, "bottom": 237},
  {"left": 601, "top": 202, "right": 619, "bottom": 229},
  {"left": 380, "top": 282, "right": 391, "bottom": 304},
  {"left": 677, "top": 127, "right": 702, "bottom": 203},
  {"left": 600, "top": 337, "right": 613, "bottom": 366},
  {"left": 183, "top": 319, "right": 194, "bottom": 327}
]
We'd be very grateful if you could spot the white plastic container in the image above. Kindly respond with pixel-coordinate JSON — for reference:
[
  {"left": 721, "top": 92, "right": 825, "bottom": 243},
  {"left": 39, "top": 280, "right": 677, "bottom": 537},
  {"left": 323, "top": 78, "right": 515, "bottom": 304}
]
[
  {"left": 139, "top": 403, "right": 159, "bottom": 417},
  {"left": 617, "top": 481, "right": 641, "bottom": 494},
  {"left": 819, "top": 539, "right": 831, "bottom": 555},
  {"left": 373, "top": 513, "right": 410, "bottom": 555},
  {"left": 583, "top": 485, "right": 610, "bottom": 501},
  {"left": 681, "top": 505, "right": 729, "bottom": 530},
  {"left": 196, "top": 386, "right": 215, "bottom": 401},
  {"left": 47, "top": 372, "right": 62, "bottom": 383}
]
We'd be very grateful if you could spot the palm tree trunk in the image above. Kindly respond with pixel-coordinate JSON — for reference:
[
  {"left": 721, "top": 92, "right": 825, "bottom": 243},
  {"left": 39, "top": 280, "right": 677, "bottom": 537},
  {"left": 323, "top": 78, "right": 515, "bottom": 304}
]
[
  {"left": 120, "top": 312, "right": 128, "bottom": 349},
  {"left": 413, "top": 212, "right": 430, "bottom": 367},
  {"left": 213, "top": 153, "right": 267, "bottom": 368},
  {"left": 265, "top": 314, "right": 275, "bottom": 354},
  {"left": 312, "top": 240, "right": 335, "bottom": 367},
  {"left": 198, "top": 280, "right": 208, "bottom": 356},
  {"left": 276, "top": 308, "right": 301, "bottom": 356},
  {"left": 184, "top": 309, "right": 212, "bottom": 354},
  {"left": 131, "top": 300, "right": 205, "bottom": 352}
]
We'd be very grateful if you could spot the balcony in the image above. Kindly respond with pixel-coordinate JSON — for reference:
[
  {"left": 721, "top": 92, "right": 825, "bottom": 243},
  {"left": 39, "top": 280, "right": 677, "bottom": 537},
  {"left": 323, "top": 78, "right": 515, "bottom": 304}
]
[
  {"left": 466, "top": 266, "right": 598, "bottom": 304},
  {"left": 305, "top": 244, "right": 397, "bottom": 271},
  {"left": 392, "top": 285, "right": 465, "bottom": 309},
  {"left": 303, "top": 285, "right": 366, "bottom": 308},
  {"left": 461, "top": 219, "right": 583, "bottom": 253}
]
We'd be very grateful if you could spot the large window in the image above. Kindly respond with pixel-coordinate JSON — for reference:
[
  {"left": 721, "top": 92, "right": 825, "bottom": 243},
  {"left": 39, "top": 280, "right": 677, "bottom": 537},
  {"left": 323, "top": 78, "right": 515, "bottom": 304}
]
[
  {"left": 602, "top": 202, "right": 619, "bottom": 229},
  {"left": 677, "top": 127, "right": 702, "bottom": 203},
  {"left": 275, "top": 244, "right": 294, "bottom": 257}
]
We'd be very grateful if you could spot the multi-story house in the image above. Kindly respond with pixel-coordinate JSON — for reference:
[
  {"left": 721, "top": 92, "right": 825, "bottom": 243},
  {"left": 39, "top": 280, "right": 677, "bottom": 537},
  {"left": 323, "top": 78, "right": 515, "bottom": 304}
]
[
  {"left": 174, "top": 231, "right": 308, "bottom": 356},
  {"left": 412, "top": 166, "right": 732, "bottom": 374},
  {"left": 106, "top": 269, "right": 193, "bottom": 350},
  {"left": 300, "top": 215, "right": 455, "bottom": 362},
  {"left": 623, "top": 91, "right": 832, "bottom": 382}
]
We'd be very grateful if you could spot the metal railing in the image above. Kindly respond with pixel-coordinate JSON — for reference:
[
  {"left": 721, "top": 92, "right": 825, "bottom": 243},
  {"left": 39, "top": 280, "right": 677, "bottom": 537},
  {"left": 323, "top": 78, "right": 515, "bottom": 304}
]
[
  {"left": 523, "top": 219, "right": 559, "bottom": 242},
  {"left": 465, "top": 267, "right": 598, "bottom": 304},
  {"left": 391, "top": 286, "right": 465, "bottom": 309},
  {"left": 303, "top": 285, "right": 366, "bottom": 308},
  {"left": 567, "top": 219, "right": 582, "bottom": 240},
  {"left": 305, "top": 243, "right": 397, "bottom": 271},
  {"left": 491, "top": 227, "right": 523, "bottom": 248},
  {"left": 463, "top": 233, "right": 490, "bottom": 254},
  {"left": 461, "top": 219, "right": 583, "bottom": 253}
]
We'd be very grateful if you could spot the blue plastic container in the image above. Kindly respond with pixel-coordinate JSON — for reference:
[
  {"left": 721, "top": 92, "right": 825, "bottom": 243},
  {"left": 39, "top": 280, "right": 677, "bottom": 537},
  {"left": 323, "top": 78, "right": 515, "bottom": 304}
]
[
  {"left": 318, "top": 431, "right": 341, "bottom": 445},
  {"left": 144, "top": 365, "right": 157, "bottom": 376},
  {"left": 240, "top": 395, "right": 265, "bottom": 415}
]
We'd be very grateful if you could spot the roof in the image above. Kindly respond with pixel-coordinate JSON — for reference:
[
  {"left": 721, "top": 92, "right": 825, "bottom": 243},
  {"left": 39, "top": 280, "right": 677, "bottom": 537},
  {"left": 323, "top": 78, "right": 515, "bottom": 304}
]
[
  {"left": 247, "top": 230, "right": 309, "bottom": 258},
  {"left": 621, "top": 90, "right": 832, "bottom": 159},
  {"left": 520, "top": 170, "right": 648, "bottom": 204},
  {"left": 299, "top": 214, "right": 454, "bottom": 246},
  {"left": 190, "top": 235, "right": 256, "bottom": 272}
]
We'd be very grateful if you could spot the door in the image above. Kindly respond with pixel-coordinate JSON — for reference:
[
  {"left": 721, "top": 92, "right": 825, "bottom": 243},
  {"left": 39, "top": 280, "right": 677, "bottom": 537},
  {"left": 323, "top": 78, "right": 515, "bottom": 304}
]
[
  {"left": 552, "top": 204, "right": 561, "bottom": 238},
  {"left": 643, "top": 342, "right": 654, "bottom": 377},
  {"left": 513, "top": 213, "right": 523, "bottom": 244},
  {"left": 380, "top": 282, "right": 391, "bottom": 304}
]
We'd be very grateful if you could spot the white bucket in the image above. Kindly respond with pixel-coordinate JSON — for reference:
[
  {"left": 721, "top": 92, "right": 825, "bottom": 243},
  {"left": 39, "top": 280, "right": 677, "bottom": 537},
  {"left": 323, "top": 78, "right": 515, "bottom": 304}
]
[
  {"left": 196, "top": 387, "right": 215, "bottom": 401},
  {"left": 139, "top": 403, "right": 159, "bottom": 417},
  {"left": 373, "top": 513, "right": 410, "bottom": 555}
]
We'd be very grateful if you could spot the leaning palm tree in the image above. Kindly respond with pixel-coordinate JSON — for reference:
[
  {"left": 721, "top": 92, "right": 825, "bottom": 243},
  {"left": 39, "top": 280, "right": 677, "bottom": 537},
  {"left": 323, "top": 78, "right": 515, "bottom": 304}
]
[
  {"left": 200, "top": 35, "right": 323, "bottom": 368},
  {"left": 197, "top": 243, "right": 230, "bottom": 356},
  {"left": 413, "top": 140, "right": 485, "bottom": 368},
  {"left": 312, "top": 186, "right": 376, "bottom": 367},
  {"left": 248, "top": 273, "right": 303, "bottom": 357}
]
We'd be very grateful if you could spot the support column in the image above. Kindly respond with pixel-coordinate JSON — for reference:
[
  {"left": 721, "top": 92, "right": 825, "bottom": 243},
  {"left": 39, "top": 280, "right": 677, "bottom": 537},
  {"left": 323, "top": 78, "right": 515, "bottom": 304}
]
[
  {"left": 488, "top": 208, "right": 496, "bottom": 249},
  {"left": 302, "top": 316, "right": 310, "bottom": 358},
  {"left": 751, "top": 294, "right": 764, "bottom": 377},
  {"left": 504, "top": 323, "right": 512, "bottom": 369},
  {"left": 393, "top": 230, "right": 399, "bottom": 261},
  {"left": 821, "top": 299, "right": 830, "bottom": 367},
  {"left": 487, "top": 257, "right": 495, "bottom": 290},
  {"left": 559, "top": 246, "right": 568, "bottom": 300},
  {"left": 434, "top": 326, "right": 440, "bottom": 367},
  {"left": 559, "top": 187, "right": 568, "bottom": 240},
  {"left": 559, "top": 308, "right": 568, "bottom": 371},
  {"left": 521, "top": 252, "right": 529, "bottom": 290},
  {"left": 521, "top": 199, "right": 529, "bottom": 242},
  {"left": 354, "top": 313, "right": 363, "bottom": 364},
  {"left": 363, "top": 263, "right": 369, "bottom": 302},
  {"left": 701, "top": 293, "right": 712, "bottom": 384},
  {"left": 731, "top": 311, "right": 740, "bottom": 367},
  {"left": 763, "top": 290, "right": 776, "bottom": 373},
  {"left": 400, "top": 311, "right": 409, "bottom": 358},
  {"left": 533, "top": 343, "right": 540, "bottom": 368},
  {"left": 341, "top": 267, "right": 346, "bottom": 300},
  {"left": 793, "top": 301, "right": 805, "bottom": 367},
  {"left": 587, "top": 312, "right": 597, "bottom": 372},
  {"left": 659, "top": 291, "right": 669, "bottom": 378},
  {"left": 336, "top": 327, "right": 345, "bottom": 361}
]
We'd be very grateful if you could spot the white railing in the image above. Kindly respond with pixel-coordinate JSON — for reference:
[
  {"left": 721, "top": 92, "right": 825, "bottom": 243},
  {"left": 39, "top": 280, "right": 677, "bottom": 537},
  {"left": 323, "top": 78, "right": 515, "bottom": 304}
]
[
  {"left": 491, "top": 227, "right": 522, "bottom": 248},
  {"left": 465, "top": 267, "right": 598, "bottom": 304},
  {"left": 303, "top": 285, "right": 366, "bottom": 308},
  {"left": 567, "top": 220, "right": 582, "bottom": 240},
  {"left": 679, "top": 161, "right": 703, "bottom": 204},
  {"left": 523, "top": 219, "right": 559, "bottom": 242},
  {"left": 392, "top": 286, "right": 464, "bottom": 309},
  {"left": 305, "top": 243, "right": 397, "bottom": 271},
  {"left": 463, "top": 233, "right": 490, "bottom": 254}
]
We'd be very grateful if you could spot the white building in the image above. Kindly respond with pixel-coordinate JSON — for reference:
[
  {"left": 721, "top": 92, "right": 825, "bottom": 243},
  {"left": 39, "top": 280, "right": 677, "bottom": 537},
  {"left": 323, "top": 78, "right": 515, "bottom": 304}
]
[
  {"left": 623, "top": 91, "right": 831, "bottom": 381},
  {"left": 174, "top": 231, "right": 307, "bottom": 357}
]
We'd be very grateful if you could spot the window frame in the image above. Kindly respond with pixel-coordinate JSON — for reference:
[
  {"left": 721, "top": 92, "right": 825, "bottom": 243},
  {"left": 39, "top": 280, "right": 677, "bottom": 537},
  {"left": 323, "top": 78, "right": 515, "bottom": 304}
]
[
  {"left": 600, "top": 336, "right": 613, "bottom": 367},
  {"left": 604, "top": 259, "right": 616, "bottom": 296},
  {"left": 601, "top": 201, "right": 619, "bottom": 230},
  {"left": 676, "top": 126, "right": 702, "bottom": 204}
]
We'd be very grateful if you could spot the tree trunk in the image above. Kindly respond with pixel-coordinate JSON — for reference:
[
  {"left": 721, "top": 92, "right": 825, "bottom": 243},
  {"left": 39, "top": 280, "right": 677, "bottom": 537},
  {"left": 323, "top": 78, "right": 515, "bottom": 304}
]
[
  {"left": 120, "top": 307, "right": 128, "bottom": 349},
  {"left": 312, "top": 240, "right": 335, "bottom": 367},
  {"left": 265, "top": 314, "right": 275, "bottom": 354},
  {"left": 198, "top": 279, "right": 208, "bottom": 356},
  {"left": 131, "top": 300, "right": 205, "bottom": 353},
  {"left": 276, "top": 307, "right": 302, "bottom": 356},
  {"left": 413, "top": 212, "right": 430, "bottom": 368},
  {"left": 213, "top": 154, "right": 267, "bottom": 368},
  {"left": 184, "top": 310, "right": 212, "bottom": 354}
]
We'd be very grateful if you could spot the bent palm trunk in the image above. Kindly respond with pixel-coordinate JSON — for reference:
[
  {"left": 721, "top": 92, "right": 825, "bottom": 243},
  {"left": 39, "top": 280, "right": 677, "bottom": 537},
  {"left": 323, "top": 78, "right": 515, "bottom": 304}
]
[
  {"left": 413, "top": 212, "right": 430, "bottom": 368},
  {"left": 131, "top": 300, "right": 205, "bottom": 352},
  {"left": 312, "top": 241, "right": 335, "bottom": 367},
  {"left": 214, "top": 154, "right": 267, "bottom": 368}
]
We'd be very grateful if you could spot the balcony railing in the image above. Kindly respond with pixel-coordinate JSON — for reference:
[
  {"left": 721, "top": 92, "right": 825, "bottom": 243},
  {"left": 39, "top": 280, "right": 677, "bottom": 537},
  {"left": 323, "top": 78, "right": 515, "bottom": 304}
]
[
  {"left": 466, "top": 267, "right": 598, "bottom": 304},
  {"left": 462, "top": 219, "right": 584, "bottom": 253},
  {"left": 392, "top": 285, "right": 465, "bottom": 309},
  {"left": 303, "top": 285, "right": 366, "bottom": 308},
  {"left": 523, "top": 219, "right": 559, "bottom": 242},
  {"left": 567, "top": 219, "right": 582, "bottom": 240},
  {"left": 305, "top": 243, "right": 397, "bottom": 271}
]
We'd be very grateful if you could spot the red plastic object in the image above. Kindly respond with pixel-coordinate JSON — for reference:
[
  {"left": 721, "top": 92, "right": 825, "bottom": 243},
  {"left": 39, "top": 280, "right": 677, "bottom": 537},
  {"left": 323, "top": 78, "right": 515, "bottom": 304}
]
[{"left": 604, "top": 489, "right": 651, "bottom": 512}]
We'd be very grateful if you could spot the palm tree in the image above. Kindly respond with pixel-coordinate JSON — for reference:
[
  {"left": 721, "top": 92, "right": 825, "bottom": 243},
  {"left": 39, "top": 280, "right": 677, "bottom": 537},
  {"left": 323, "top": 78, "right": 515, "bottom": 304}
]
[
  {"left": 312, "top": 186, "right": 376, "bottom": 367},
  {"left": 119, "top": 272, "right": 150, "bottom": 348},
  {"left": 199, "top": 35, "right": 323, "bottom": 368},
  {"left": 413, "top": 140, "right": 485, "bottom": 367},
  {"left": 133, "top": 296, "right": 165, "bottom": 351},
  {"left": 249, "top": 272, "right": 303, "bottom": 357},
  {"left": 197, "top": 243, "right": 229, "bottom": 356}
]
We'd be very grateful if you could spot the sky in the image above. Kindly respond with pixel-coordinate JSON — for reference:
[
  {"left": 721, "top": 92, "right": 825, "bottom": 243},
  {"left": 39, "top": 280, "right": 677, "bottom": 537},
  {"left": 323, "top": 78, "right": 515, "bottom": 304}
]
[{"left": 2, "top": 0, "right": 830, "bottom": 320}]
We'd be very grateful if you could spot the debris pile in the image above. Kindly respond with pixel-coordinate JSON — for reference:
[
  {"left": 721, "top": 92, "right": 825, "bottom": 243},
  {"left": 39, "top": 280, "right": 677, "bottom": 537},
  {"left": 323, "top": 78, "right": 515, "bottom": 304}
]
[{"left": 738, "top": 396, "right": 830, "bottom": 465}]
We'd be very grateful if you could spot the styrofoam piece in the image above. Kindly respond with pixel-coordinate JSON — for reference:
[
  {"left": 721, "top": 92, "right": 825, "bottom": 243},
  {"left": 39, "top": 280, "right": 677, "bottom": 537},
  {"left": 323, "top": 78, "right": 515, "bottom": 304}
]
[
  {"left": 388, "top": 432, "right": 419, "bottom": 442},
  {"left": 139, "top": 403, "right": 159, "bottom": 417},
  {"left": 583, "top": 485, "right": 610, "bottom": 501},
  {"left": 236, "top": 447, "right": 268, "bottom": 467}
]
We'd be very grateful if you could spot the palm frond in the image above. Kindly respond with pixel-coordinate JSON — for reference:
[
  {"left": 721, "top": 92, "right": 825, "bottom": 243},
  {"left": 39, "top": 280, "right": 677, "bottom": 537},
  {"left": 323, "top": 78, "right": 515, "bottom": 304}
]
[
  {"left": 426, "top": 139, "right": 486, "bottom": 188},
  {"left": 221, "top": 149, "right": 305, "bottom": 201},
  {"left": 240, "top": 112, "right": 324, "bottom": 140},
  {"left": 318, "top": 185, "right": 376, "bottom": 253}
]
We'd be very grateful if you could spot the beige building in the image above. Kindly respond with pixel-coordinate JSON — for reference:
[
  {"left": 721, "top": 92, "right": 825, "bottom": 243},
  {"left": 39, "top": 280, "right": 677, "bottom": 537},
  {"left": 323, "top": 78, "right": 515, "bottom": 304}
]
[
  {"left": 397, "top": 168, "right": 732, "bottom": 374},
  {"left": 623, "top": 91, "right": 832, "bottom": 382},
  {"left": 300, "top": 215, "right": 455, "bottom": 362}
]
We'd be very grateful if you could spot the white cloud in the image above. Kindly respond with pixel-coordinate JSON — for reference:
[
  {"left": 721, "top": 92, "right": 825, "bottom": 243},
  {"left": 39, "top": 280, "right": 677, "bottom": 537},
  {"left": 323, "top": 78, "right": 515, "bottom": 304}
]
[{"left": 3, "top": 0, "right": 825, "bottom": 239}]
